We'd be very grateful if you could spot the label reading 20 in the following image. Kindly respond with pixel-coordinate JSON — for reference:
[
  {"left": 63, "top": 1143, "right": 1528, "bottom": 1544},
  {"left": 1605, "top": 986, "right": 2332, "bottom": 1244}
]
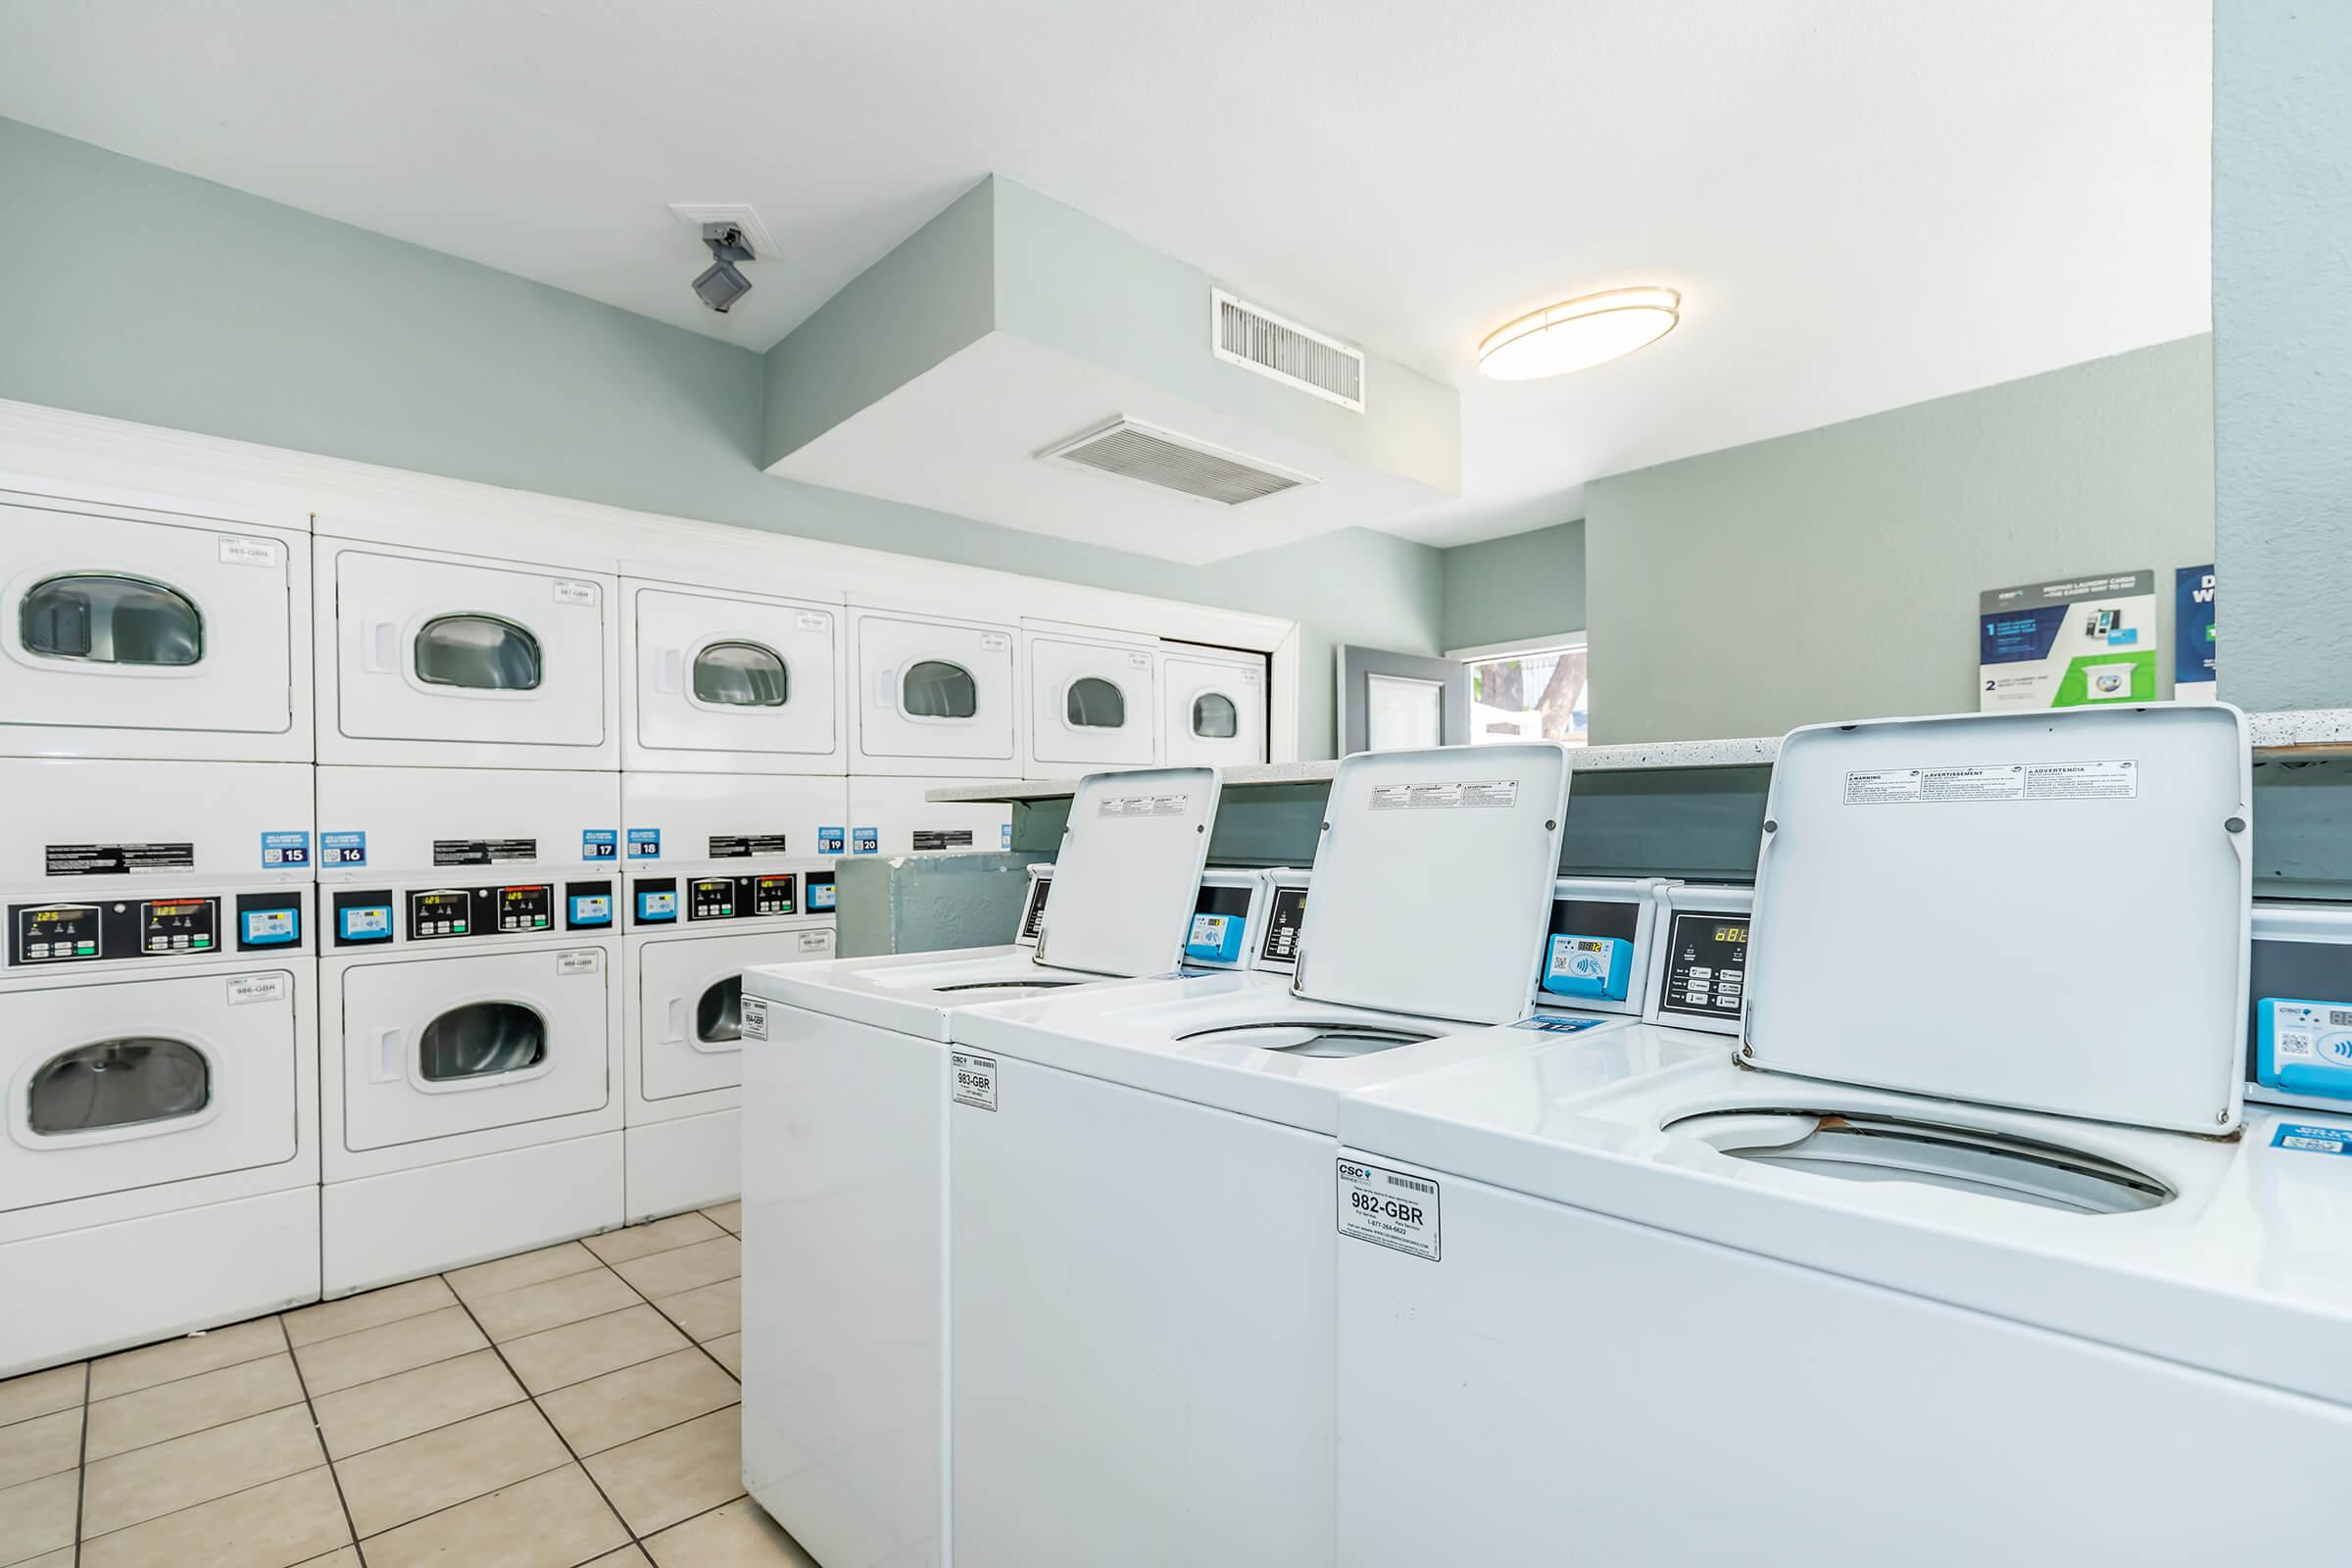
[
  {"left": 951, "top": 1052, "right": 997, "bottom": 1112},
  {"left": 1337, "top": 1158, "right": 1441, "bottom": 1261}
]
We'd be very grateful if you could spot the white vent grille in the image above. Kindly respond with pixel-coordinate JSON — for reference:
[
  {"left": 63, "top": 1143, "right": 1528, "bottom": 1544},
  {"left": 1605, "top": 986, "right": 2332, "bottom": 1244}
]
[
  {"left": 1211, "top": 290, "right": 1366, "bottom": 411},
  {"left": 1037, "top": 418, "right": 1314, "bottom": 507}
]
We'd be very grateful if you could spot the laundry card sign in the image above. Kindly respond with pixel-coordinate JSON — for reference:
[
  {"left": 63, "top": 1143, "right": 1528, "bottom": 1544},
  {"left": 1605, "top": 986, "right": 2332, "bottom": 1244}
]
[{"left": 1337, "top": 1158, "right": 1441, "bottom": 1261}]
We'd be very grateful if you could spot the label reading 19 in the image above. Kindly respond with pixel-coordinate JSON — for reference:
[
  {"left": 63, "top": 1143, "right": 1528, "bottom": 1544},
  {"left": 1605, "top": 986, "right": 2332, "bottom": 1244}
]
[
  {"left": 1337, "top": 1158, "right": 1441, "bottom": 1261},
  {"left": 951, "top": 1052, "right": 998, "bottom": 1112}
]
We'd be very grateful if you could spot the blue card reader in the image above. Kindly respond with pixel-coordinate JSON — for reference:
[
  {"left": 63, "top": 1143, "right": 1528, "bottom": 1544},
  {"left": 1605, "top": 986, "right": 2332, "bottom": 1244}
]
[{"left": 2257, "top": 998, "right": 2352, "bottom": 1102}]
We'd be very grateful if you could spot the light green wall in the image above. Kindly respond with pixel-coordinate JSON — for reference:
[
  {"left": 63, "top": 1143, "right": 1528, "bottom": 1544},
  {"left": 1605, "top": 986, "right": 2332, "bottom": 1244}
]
[
  {"left": 1584, "top": 337, "right": 2216, "bottom": 743},
  {"left": 1439, "top": 519, "right": 1586, "bottom": 651},
  {"left": 2214, "top": 0, "right": 2352, "bottom": 711},
  {"left": 0, "top": 116, "right": 1442, "bottom": 758}
]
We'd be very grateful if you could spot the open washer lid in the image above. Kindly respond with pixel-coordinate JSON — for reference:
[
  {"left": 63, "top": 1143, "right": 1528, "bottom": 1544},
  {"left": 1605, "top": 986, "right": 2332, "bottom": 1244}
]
[
  {"left": 1292, "top": 742, "right": 1572, "bottom": 1025},
  {"left": 1032, "top": 766, "right": 1223, "bottom": 979},
  {"left": 1746, "top": 706, "right": 2252, "bottom": 1135}
]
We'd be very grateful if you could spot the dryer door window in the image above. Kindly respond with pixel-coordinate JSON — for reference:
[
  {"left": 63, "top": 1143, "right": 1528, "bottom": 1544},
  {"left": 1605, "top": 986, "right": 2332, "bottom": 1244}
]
[
  {"left": 1192, "top": 691, "right": 1240, "bottom": 739},
  {"left": 21, "top": 574, "right": 203, "bottom": 666},
  {"left": 418, "top": 1001, "right": 549, "bottom": 1081},
  {"left": 905, "top": 660, "right": 978, "bottom": 719},
  {"left": 415, "top": 614, "right": 544, "bottom": 691},
  {"left": 1066, "top": 677, "right": 1127, "bottom": 730},
  {"left": 693, "top": 643, "right": 787, "bottom": 708},
  {"left": 26, "top": 1037, "right": 209, "bottom": 1134}
]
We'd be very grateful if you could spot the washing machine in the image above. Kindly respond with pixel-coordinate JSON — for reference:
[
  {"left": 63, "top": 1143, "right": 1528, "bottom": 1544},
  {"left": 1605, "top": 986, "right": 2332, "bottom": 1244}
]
[
  {"left": 0, "top": 758, "right": 318, "bottom": 1376},
  {"left": 847, "top": 603, "right": 1018, "bottom": 778},
  {"left": 0, "top": 476, "right": 312, "bottom": 761},
  {"left": 619, "top": 572, "right": 848, "bottom": 774},
  {"left": 619, "top": 771, "right": 843, "bottom": 1222},
  {"left": 1019, "top": 619, "right": 1158, "bottom": 777},
  {"left": 1160, "top": 643, "right": 1267, "bottom": 767},
  {"left": 739, "top": 766, "right": 1226, "bottom": 1568},
  {"left": 940, "top": 742, "right": 1577, "bottom": 1568},
  {"left": 845, "top": 774, "right": 1016, "bottom": 858},
  {"left": 317, "top": 766, "right": 624, "bottom": 1294},
  {"left": 1334, "top": 705, "right": 2352, "bottom": 1565},
  {"left": 314, "top": 531, "right": 620, "bottom": 769}
]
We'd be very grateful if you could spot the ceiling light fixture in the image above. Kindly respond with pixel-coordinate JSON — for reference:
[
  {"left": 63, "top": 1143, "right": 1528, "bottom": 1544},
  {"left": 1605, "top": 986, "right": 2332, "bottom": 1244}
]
[{"left": 1477, "top": 287, "right": 1681, "bottom": 380}]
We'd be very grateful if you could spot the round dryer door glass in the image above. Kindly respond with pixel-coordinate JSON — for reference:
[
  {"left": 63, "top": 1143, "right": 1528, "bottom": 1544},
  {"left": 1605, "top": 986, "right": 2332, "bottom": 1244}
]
[
  {"left": 1176, "top": 1020, "right": 1432, "bottom": 1058},
  {"left": 697, "top": 977, "right": 743, "bottom": 1045},
  {"left": 693, "top": 642, "right": 788, "bottom": 707},
  {"left": 27, "top": 1038, "right": 210, "bottom": 1134},
  {"left": 1666, "top": 1108, "right": 2175, "bottom": 1215},
  {"left": 418, "top": 1002, "right": 548, "bottom": 1081},
  {"left": 903, "top": 660, "right": 977, "bottom": 719},
  {"left": 20, "top": 573, "right": 203, "bottom": 665},
  {"left": 1192, "top": 692, "right": 1240, "bottom": 739},
  {"left": 415, "top": 614, "right": 543, "bottom": 690},
  {"left": 1065, "top": 677, "right": 1126, "bottom": 729}
]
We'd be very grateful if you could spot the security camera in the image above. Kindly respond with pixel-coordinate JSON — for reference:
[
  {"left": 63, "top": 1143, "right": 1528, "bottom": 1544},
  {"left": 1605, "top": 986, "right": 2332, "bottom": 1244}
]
[{"left": 693, "top": 222, "right": 755, "bottom": 314}]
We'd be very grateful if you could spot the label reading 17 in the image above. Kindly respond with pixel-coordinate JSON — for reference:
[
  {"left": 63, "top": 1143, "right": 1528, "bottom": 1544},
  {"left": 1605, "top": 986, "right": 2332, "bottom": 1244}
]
[
  {"left": 951, "top": 1052, "right": 997, "bottom": 1112},
  {"left": 1337, "top": 1158, "right": 1441, "bottom": 1261}
]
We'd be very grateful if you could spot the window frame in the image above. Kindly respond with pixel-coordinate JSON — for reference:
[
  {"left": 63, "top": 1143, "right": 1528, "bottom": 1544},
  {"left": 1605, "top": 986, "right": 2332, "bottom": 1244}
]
[{"left": 1446, "top": 631, "right": 1591, "bottom": 749}]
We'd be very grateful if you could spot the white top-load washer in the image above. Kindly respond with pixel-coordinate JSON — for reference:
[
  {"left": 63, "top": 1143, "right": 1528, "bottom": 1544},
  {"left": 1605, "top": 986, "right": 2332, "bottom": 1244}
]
[
  {"left": 0, "top": 476, "right": 312, "bottom": 762},
  {"left": 942, "top": 743, "right": 1578, "bottom": 1568},
  {"left": 1333, "top": 705, "right": 2352, "bottom": 1566},
  {"left": 739, "top": 766, "right": 1224, "bottom": 1568}
]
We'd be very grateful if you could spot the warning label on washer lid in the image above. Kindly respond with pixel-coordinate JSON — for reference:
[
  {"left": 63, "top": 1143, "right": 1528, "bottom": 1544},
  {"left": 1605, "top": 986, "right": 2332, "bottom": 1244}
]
[
  {"left": 217, "top": 534, "right": 283, "bottom": 567},
  {"left": 557, "top": 949, "right": 602, "bottom": 975},
  {"left": 1368, "top": 779, "right": 1517, "bottom": 812},
  {"left": 1338, "top": 1158, "right": 1441, "bottom": 1261},
  {"left": 1844, "top": 760, "right": 2135, "bottom": 805},
  {"left": 740, "top": 995, "right": 769, "bottom": 1041},
  {"left": 1097, "top": 794, "right": 1187, "bottom": 820},
  {"left": 226, "top": 973, "right": 289, "bottom": 1005},
  {"left": 951, "top": 1052, "right": 997, "bottom": 1111}
]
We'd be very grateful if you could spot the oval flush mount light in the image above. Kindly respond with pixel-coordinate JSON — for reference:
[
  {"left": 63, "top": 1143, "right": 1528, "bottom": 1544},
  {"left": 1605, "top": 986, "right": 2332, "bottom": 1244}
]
[{"left": 1478, "top": 287, "right": 1681, "bottom": 380}]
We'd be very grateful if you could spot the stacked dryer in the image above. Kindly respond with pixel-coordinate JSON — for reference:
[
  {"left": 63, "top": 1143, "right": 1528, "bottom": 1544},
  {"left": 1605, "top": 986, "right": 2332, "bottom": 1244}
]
[{"left": 0, "top": 477, "right": 319, "bottom": 1373}]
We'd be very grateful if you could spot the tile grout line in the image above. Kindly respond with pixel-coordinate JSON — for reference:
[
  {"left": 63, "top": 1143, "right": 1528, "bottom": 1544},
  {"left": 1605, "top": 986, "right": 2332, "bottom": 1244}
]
[
  {"left": 74, "top": 1357, "right": 89, "bottom": 1567},
  {"left": 277, "top": 1313, "right": 370, "bottom": 1568}
]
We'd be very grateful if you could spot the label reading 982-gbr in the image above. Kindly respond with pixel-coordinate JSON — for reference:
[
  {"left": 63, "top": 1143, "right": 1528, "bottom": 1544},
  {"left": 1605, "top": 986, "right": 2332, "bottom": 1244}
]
[{"left": 1337, "top": 1158, "right": 1441, "bottom": 1261}]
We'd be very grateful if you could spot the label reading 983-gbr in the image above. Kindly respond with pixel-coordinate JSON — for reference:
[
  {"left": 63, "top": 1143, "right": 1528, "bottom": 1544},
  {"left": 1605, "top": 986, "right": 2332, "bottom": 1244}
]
[
  {"left": 951, "top": 1052, "right": 997, "bottom": 1112},
  {"left": 1337, "top": 1158, "right": 1441, "bottom": 1261}
]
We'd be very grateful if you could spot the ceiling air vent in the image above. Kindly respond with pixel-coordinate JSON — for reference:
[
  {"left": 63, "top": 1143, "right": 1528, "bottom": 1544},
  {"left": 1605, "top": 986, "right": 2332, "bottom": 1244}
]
[
  {"left": 1211, "top": 289, "right": 1366, "bottom": 412},
  {"left": 1037, "top": 418, "right": 1314, "bottom": 507}
]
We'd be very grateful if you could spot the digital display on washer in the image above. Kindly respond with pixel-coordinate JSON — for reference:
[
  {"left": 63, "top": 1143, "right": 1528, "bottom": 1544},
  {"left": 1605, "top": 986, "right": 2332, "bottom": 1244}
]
[
  {"left": 1259, "top": 886, "right": 1309, "bottom": 966},
  {"left": 1658, "top": 911, "right": 1748, "bottom": 1023}
]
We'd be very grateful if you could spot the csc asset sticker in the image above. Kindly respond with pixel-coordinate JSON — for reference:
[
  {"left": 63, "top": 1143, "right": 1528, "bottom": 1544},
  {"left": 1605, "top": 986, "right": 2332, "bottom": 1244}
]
[
  {"left": 1338, "top": 1158, "right": 1441, "bottom": 1261},
  {"left": 951, "top": 1052, "right": 998, "bottom": 1112},
  {"left": 740, "top": 995, "right": 769, "bottom": 1041}
]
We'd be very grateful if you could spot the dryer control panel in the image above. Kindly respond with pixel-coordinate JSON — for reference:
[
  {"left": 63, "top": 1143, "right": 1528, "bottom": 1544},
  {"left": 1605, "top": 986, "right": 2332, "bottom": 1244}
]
[
  {"left": 8, "top": 888, "right": 306, "bottom": 967},
  {"left": 328, "top": 880, "right": 607, "bottom": 947}
]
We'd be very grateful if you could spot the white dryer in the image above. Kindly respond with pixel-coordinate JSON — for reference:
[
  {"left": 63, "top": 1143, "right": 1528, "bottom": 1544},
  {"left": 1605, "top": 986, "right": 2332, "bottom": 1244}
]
[
  {"left": 940, "top": 744, "right": 1579, "bottom": 1568},
  {"left": 738, "top": 767, "right": 1226, "bottom": 1568},
  {"left": 844, "top": 774, "right": 1015, "bottom": 859},
  {"left": 315, "top": 532, "right": 619, "bottom": 769},
  {"left": 1160, "top": 643, "right": 1267, "bottom": 767},
  {"left": 847, "top": 604, "right": 1018, "bottom": 777},
  {"left": 1333, "top": 706, "right": 2352, "bottom": 1565},
  {"left": 0, "top": 758, "right": 317, "bottom": 1377},
  {"left": 620, "top": 573, "right": 847, "bottom": 774},
  {"left": 317, "top": 767, "right": 624, "bottom": 1294},
  {"left": 619, "top": 771, "right": 844, "bottom": 1222},
  {"left": 1020, "top": 619, "right": 1158, "bottom": 777},
  {"left": 0, "top": 477, "right": 311, "bottom": 761}
]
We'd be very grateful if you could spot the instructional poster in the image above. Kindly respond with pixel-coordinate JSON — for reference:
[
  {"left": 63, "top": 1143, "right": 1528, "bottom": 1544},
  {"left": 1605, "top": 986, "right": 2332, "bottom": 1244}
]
[
  {"left": 1979, "top": 569, "right": 2158, "bottom": 710},
  {"left": 2175, "top": 564, "right": 2217, "bottom": 703}
]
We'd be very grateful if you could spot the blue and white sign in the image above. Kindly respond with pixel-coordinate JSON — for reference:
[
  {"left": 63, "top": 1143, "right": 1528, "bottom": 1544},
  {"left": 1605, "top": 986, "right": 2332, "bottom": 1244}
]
[
  {"left": 852, "top": 827, "right": 880, "bottom": 855},
  {"left": 1509, "top": 1014, "right": 1608, "bottom": 1034},
  {"left": 1002, "top": 822, "right": 1013, "bottom": 849},
  {"left": 2175, "top": 564, "right": 2217, "bottom": 703},
  {"left": 817, "top": 826, "right": 846, "bottom": 856},
  {"left": 582, "top": 829, "right": 618, "bottom": 861},
  {"left": 320, "top": 831, "right": 368, "bottom": 868},
  {"left": 261, "top": 830, "right": 311, "bottom": 869},
  {"left": 2272, "top": 1122, "right": 2352, "bottom": 1156},
  {"left": 626, "top": 828, "right": 662, "bottom": 859}
]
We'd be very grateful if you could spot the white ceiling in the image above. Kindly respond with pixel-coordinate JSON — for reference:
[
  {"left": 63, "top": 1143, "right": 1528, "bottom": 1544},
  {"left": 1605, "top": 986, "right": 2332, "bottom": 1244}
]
[{"left": 0, "top": 0, "right": 2211, "bottom": 549}]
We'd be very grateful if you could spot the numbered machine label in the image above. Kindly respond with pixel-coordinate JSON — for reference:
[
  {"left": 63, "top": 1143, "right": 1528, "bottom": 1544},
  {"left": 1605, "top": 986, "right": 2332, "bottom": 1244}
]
[
  {"left": 951, "top": 1052, "right": 998, "bottom": 1112},
  {"left": 1338, "top": 1158, "right": 1441, "bottom": 1261},
  {"left": 740, "top": 995, "right": 769, "bottom": 1041}
]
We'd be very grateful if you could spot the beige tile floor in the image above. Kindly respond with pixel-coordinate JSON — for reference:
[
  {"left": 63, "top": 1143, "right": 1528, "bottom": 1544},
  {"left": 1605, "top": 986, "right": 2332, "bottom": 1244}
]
[{"left": 0, "top": 1199, "right": 815, "bottom": 1567}]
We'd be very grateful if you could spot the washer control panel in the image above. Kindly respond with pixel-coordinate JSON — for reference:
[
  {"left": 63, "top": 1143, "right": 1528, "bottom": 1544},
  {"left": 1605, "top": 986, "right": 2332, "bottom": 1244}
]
[
  {"left": 10, "top": 889, "right": 306, "bottom": 966},
  {"left": 1256, "top": 883, "right": 1309, "bottom": 971},
  {"left": 1657, "top": 911, "right": 1749, "bottom": 1025}
]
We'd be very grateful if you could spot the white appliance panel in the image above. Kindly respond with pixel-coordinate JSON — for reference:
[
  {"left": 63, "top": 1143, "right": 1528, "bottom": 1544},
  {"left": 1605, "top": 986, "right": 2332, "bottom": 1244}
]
[
  {"left": 851, "top": 610, "right": 1016, "bottom": 772},
  {"left": 1023, "top": 629, "right": 1157, "bottom": 773},
  {"left": 1160, "top": 648, "right": 1266, "bottom": 768},
  {"left": 630, "top": 583, "right": 844, "bottom": 770},
  {"left": 846, "top": 775, "right": 1014, "bottom": 858},
  {"left": 635, "top": 930, "right": 783, "bottom": 1102}
]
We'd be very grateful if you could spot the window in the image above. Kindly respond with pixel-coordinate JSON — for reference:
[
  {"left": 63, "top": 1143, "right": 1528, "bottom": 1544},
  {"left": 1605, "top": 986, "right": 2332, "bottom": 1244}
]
[
  {"left": 21, "top": 573, "right": 203, "bottom": 665},
  {"left": 1065, "top": 676, "right": 1126, "bottom": 729},
  {"left": 415, "top": 614, "right": 543, "bottom": 690},
  {"left": 903, "top": 660, "right": 978, "bottom": 719},
  {"left": 418, "top": 1002, "right": 548, "bottom": 1081},
  {"left": 696, "top": 977, "right": 743, "bottom": 1046},
  {"left": 27, "top": 1038, "right": 210, "bottom": 1134},
  {"left": 1192, "top": 691, "right": 1240, "bottom": 739},
  {"left": 693, "top": 641, "right": 788, "bottom": 707},
  {"left": 1460, "top": 638, "right": 1589, "bottom": 747}
]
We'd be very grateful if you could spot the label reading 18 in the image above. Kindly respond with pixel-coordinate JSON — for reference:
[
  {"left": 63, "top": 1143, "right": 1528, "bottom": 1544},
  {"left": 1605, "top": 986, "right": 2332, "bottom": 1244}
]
[
  {"left": 1337, "top": 1158, "right": 1441, "bottom": 1261},
  {"left": 951, "top": 1052, "right": 998, "bottom": 1112}
]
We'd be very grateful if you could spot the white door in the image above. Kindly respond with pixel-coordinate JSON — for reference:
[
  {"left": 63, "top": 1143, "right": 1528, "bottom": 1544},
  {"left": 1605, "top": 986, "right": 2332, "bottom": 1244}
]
[
  {"left": 1162, "top": 649, "right": 1267, "bottom": 767},
  {"left": 340, "top": 948, "right": 611, "bottom": 1152},
  {"left": 851, "top": 610, "right": 1016, "bottom": 772},
  {"left": 332, "top": 547, "right": 610, "bottom": 754},
  {"left": 629, "top": 584, "right": 844, "bottom": 771},
  {"left": 2, "top": 969, "right": 300, "bottom": 1210},
  {"left": 1024, "top": 631, "right": 1158, "bottom": 773},
  {"left": 0, "top": 506, "right": 295, "bottom": 750},
  {"left": 635, "top": 930, "right": 803, "bottom": 1102}
]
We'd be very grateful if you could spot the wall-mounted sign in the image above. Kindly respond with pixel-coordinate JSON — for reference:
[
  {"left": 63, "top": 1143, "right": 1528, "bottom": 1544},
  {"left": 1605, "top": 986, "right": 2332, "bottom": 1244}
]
[
  {"left": 1979, "top": 569, "right": 2158, "bottom": 710},
  {"left": 2175, "top": 564, "right": 2217, "bottom": 703}
]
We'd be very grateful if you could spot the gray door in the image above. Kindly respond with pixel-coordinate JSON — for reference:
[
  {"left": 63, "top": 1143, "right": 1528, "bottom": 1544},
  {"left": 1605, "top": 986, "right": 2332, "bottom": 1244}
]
[{"left": 1337, "top": 646, "right": 1470, "bottom": 754}]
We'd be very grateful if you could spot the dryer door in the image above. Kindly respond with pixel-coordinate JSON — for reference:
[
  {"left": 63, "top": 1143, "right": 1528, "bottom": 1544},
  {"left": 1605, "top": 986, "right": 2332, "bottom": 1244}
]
[
  {"left": 333, "top": 549, "right": 608, "bottom": 751},
  {"left": 1, "top": 969, "right": 300, "bottom": 1210},
  {"left": 853, "top": 612, "right": 1016, "bottom": 768},
  {"left": 1026, "top": 633, "right": 1157, "bottom": 771},
  {"left": 636, "top": 930, "right": 804, "bottom": 1102},
  {"left": 0, "top": 506, "right": 294, "bottom": 743},
  {"left": 632, "top": 586, "right": 843, "bottom": 768},
  {"left": 340, "top": 948, "right": 611, "bottom": 1151},
  {"left": 1160, "top": 651, "right": 1266, "bottom": 767}
]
